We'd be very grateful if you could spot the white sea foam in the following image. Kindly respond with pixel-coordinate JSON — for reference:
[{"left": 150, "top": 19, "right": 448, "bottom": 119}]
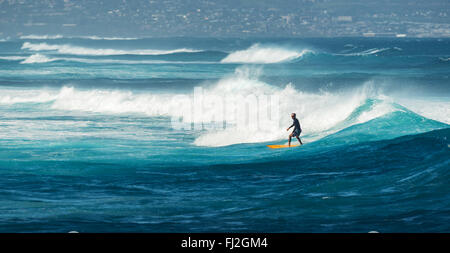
[
  {"left": 21, "top": 42, "right": 201, "bottom": 56},
  {"left": 0, "top": 54, "right": 210, "bottom": 65},
  {"left": 2, "top": 66, "right": 443, "bottom": 147},
  {"left": 20, "top": 54, "right": 56, "bottom": 64},
  {"left": 192, "top": 71, "right": 389, "bottom": 146},
  {"left": 0, "top": 56, "right": 27, "bottom": 61},
  {"left": 0, "top": 89, "right": 57, "bottom": 104},
  {"left": 20, "top": 34, "right": 64, "bottom": 40},
  {"left": 1, "top": 67, "right": 391, "bottom": 146},
  {"left": 337, "top": 48, "right": 398, "bottom": 56},
  {"left": 50, "top": 87, "right": 173, "bottom": 115},
  {"left": 78, "top": 36, "right": 138, "bottom": 40},
  {"left": 221, "top": 44, "right": 312, "bottom": 64},
  {"left": 19, "top": 34, "right": 140, "bottom": 40},
  {"left": 50, "top": 57, "right": 212, "bottom": 65}
]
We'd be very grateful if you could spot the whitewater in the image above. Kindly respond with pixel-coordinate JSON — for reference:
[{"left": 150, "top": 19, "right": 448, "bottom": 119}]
[{"left": 0, "top": 37, "right": 449, "bottom": 232}]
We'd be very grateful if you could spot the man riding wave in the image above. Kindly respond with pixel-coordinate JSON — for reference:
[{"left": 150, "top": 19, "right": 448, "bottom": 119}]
[{"left": 286, "top": 113, "right": 303, "bottom": 147}]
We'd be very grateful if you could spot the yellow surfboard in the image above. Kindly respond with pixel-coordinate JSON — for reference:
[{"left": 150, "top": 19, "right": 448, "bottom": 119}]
[{"left": 267, "top": 144, "right": 300, "bottom": 149}]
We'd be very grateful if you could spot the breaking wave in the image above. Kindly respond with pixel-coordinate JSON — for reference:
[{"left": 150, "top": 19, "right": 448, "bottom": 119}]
[
  {"left": 221, "top": 44, "right": 313, "bottom": 64},
  {"left": 2, "top": 66, "right": 446, "bottom": 147},
  {"left": 20, "top": 54, "right": 56, "bottom": 64}
]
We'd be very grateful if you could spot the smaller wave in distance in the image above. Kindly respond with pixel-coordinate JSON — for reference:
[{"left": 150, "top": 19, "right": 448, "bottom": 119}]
[
  {"left": 20, "top": 54, "right": 56, "bottom": 64},
  {"left": 0, "top": 56, "right": 27, "bottom": 61},
  {"left": 21, "top": 42, "right": 201, "bottom": 56},
  {"left": 221, "top": 44, "right": 313, "bottom": 64},
  {"left": 77, "top": 36, "right": 138, "bottom": 40},
  {"left": 19, "top": 34, "right": 139, "bottom": 40},
  {"left": 20, "top": 34, "right": 64, "bottom": 40},
  {"left": 335, "top": 47, "right": 401, "bottom": 56}
]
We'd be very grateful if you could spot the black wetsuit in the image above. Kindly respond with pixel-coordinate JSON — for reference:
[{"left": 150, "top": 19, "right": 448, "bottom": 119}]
[{"left": 290, "top": 118, "right": 301, "bottom": 137}]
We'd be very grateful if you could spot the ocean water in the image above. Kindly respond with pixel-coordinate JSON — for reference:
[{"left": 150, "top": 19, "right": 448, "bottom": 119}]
[{"left": 0, "top": 36, "right": 449, "bottom": 232}]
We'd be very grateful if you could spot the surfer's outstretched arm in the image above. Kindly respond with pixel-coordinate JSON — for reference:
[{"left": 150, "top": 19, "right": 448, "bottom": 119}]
[{"left": 287, "top": 123, "right": 294, "bottom": 131}]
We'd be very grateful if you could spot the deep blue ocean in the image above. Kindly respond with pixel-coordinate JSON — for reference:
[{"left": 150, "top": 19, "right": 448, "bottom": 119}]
[{"left": 0, "top": 36, "right": 449, "bottom": 232}]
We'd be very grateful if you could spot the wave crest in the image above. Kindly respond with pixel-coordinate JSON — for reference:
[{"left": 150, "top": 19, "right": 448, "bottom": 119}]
[
  {"left": 20, "top": 54, "right": 55, "bottom": 64},
  {"left": 336, "top": 47, "right": 402, "bottom": 56},
  {"left": 221, "top": 44, "right": 312, "bottom": 64},
  {"left": 21, "top": 42, "right": 201, "bottom": 56},
  {"left": 19, "top": 35, "right": 139, "bottom": 40},
  {"left": 20, "top": 34, "right": 64, "bottom": 40},
  {"left": 77, "top": 36, "right": 138, "bottom": 40}
]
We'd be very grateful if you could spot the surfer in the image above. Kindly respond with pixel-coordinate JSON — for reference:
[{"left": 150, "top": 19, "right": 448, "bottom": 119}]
[{"left": 287, "top": 113, "right": 303, "bottom": 147}]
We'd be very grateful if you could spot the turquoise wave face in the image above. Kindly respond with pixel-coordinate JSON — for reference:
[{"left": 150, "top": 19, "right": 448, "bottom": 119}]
[
  {"left": 314, "top": 102, "right": 449, "bottom": 147},
  {"left": 0, "top": 37, "right": 449, "bottom": 232}
]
